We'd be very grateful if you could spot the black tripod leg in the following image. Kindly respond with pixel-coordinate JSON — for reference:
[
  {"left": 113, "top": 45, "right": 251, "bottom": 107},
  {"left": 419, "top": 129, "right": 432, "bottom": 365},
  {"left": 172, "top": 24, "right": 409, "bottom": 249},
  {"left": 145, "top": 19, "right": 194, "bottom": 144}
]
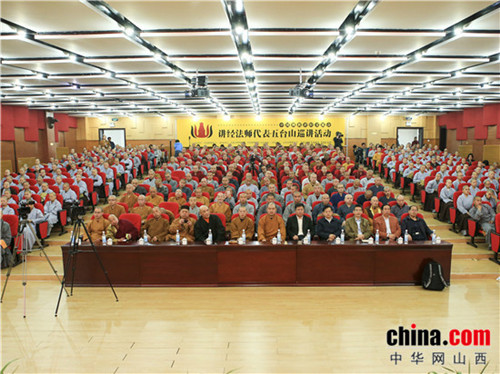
[
  {"left": 80, "top": 223, "right": 119, "bottom": 302},
  {"left": 69, "top": 247, "right": 78, "bottom": 297},
  {"left": 55, "top": 245, "right": 75, "bottom": 317}
]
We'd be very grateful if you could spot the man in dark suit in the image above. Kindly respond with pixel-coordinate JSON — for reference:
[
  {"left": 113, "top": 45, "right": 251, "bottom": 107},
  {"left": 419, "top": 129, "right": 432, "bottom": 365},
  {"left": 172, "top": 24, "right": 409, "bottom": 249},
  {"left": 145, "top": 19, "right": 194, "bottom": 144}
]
[
  {"left": 194, "top": 205, "right": 226, "bottom": 243},
  {"left": 316, "top": 206, "right": 342, "bottom": 242},
  {"left": 372, "top": 204, "right": 401, "bottom": 241},
  {"left": 285, "top": 203, "right": 314, "bottom": 241}
]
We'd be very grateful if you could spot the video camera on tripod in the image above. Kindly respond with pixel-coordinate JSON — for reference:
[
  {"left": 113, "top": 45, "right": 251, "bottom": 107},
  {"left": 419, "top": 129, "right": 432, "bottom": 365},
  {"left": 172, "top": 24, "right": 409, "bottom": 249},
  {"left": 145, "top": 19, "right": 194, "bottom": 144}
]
[
  {"left": 68, "top": 201, "right": 85, "bottom": 221},
  {"left": 18, "top": 199, "right": 35, "bottom": 219}
]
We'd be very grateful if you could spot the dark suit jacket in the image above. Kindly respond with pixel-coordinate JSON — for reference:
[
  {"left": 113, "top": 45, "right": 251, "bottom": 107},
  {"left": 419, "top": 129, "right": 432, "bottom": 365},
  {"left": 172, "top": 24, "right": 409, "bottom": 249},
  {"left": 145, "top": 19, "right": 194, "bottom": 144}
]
[
  {"left": 285, "top": 215, "right": 315, "bottom": 240},
  {"left": 194, "top": 215, "right": 226, "bottom": 242},
  {"left": 316, "top": 217, "right": 342, "bottom": 240},
  {"left": 373, "top": 215, "right": 401, "bottom": 239}
]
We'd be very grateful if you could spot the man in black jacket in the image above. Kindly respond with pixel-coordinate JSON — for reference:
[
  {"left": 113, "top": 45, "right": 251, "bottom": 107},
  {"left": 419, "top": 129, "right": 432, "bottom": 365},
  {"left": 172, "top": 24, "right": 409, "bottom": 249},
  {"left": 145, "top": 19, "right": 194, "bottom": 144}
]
[
  {"left": 194, "top": 205, "right": 226, "bottom": 243},
  {"left": 316, "top": 206, "right": 342, "bottom": 241},
  {"left": 401, "top": 205, "right": 433, "bottom": 241},
  {"left": 285, "top": 203, "right": 314, "bottom": 241}
]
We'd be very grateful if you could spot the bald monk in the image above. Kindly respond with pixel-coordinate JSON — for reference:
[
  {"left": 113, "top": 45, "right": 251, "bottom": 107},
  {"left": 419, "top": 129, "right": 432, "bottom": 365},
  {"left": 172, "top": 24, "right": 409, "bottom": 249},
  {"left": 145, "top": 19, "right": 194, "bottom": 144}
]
[
  {"left": 257, "top": 202, "right": 286, "bottom": 242},
  {"left": 120, "top": 184, "right": 138, "bottom": 210},
  {"left": 143, "top": 207, "right": 170, "bottom": 242},
  {"left": 228, "top": 206, "right": 255, "bottom": 240},
  {"left": 103, "top": 195, "right": 126, "bottom": 218},
  {"left": 168, "top": 189, "right": 187, "bottom": 207},
  {"left": 209, "top": 192, "right": 232, "bottom": 223},
  {"left": 146, "top": 186, "right": 163, "bottom": 207},
  {"left": 106, "top": 214, "right": 139, "bottom": 242},
  {"left": 131, "top": 195, "right": 152, "bottom": 225},
  {"left": 86, "top": 207, "right": 110, "bottom": 243},
  {"left": 168, "top": 205, "right": 196, "bottom": 242},
  {"left": 193, "top": 188, "right": 210, "bottom": 206}
]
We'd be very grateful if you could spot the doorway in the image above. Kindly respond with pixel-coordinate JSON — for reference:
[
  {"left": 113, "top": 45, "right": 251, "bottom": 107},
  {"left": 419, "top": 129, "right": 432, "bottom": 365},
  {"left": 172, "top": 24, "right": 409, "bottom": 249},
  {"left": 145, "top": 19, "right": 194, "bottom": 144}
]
[
  {"left": 439, "top": 126, "right": 447, "bottom": 151},
  {"left": 397, "top": 127, "right": 423, "bottom": 147}
]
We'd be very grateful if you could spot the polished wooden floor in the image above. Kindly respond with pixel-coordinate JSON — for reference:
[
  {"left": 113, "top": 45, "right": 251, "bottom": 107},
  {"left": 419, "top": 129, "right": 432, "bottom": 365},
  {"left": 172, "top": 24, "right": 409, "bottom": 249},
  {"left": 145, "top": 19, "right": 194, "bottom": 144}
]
[{"left": 2, "top": 193, "right": 499, "bottom": 373}]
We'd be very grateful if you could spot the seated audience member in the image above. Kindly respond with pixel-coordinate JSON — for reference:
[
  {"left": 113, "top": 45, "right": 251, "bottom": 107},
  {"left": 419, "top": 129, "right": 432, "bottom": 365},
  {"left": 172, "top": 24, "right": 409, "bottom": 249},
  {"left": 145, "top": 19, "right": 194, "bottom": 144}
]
[
  {"left": 257, "top": 193, "right": 284, "bottom": 221},
  {"left": 237, "top": 173, "right": 259, "bottom": 197},
  {"left": 316, "top": 206, "right": 342, "bottom": 242},
  {"left": 379, "top": 187, "right": 396, "bottom": 206},
  {"left": 193, "top": 188, "right": 210, "bottom": 206},
  {"left": 401, "top": 206, "right": 433, "bottom": 241},
  {"left": 38, "top": 182, "right": 53, "bottom": 202},
  {"left": 194, "top": 205, "right": 226, "bottom": 243},
  {"left": 337, "top": 194, "right": 356, "bottom": 222},
  {"left": 469, "top": 178, "right": 480, "bottom": 197},
  {"left": 282, "top": 192, "right": 310, "bottom": 222},
  {"left": 120, "top": 184, "right": 138, "bottom": 211},
  {"left": 482, "top": 189, "right": 497, "bottom": 208},
  {"left": 0, "top": 210, "right": 12, "bottom": 252},
  {"left": 228, "top": 206, "right": 255, "bottom": 240},
  {"left": 154, "top": 176, "right": 170, "bottom": 201},
  {"left": 438, "top": 179, "right": 456, "bottom": 222},
  {"left": 363, "top": 196, "right": 381, "bottom": 224},
  {"left": 199, "top": 178, "right": 215, "bottom": 200},
  {"left": 312, "top": 194, "right": 332, "bottom": 222},
  {"left": 131, "top": 195, "right": 152, "bottom": 225},
  {"left": 103, "top": 195, "right": 126, "bottom": 218},
  {"left": 43, "top": 192, "right": 62, "bottom": 236},
  {"left": 391, "top": 195, "right": 409, "bottom": 221},
  {"left": 455, "top": 185, "right": 474, "bottom": 235},
  {"left": 168, "top": 189, "right": 187, "bottom": 207},
  {"left": 346, "top": 179, "right": 364, "bottom": 195},
  {"left": 209, "top": 192, "right": 232, "bottom": 223},
  {"left": 412, "top": 165, "right": 430, "bottom": 197},
  {"left": 423, "top": 173, "right": 442, "bottom": 211},
  {"left": 89, "top": 169, "right": 104, "bottom": 197},
  {"left": 169, "top": 205, "right": 196, "bottom": 242},
  {"left": 143, "top": 207, "right": 170, "bottom": 243},
  {"left": 87, "top": 207, "right": 110, "bottom": 243},
  {"left": 143, "top": 170, "right": 157, "bottom": 188},
  {"left": 22, "top": 200, "right": 45, "bottom": 250},
  {"left": 187, "top": 196, "right": 200, "bottom": 218},
  {"left": 306, "top": 185, "right": 324, "bottom": 209},
  {"left": 356, "top": 189, "right": 373, "bottom": 207},
  {"left": 164, "top": 172, "right": 178, "bottom": 191},
  {"left": 1, "top": 197, "right": 15, "bottom": 215},
  {"left": 360, "top": 170, "right": 375, "bottom": 188},
  {"left": 344, "top": 206, "right": 372, "bottom": 241},
  {"left": 368, "top": 177, "right": 384, "bottom": 195},
  {"left": 132, "top": 179, "right": 148, "bottom": 195},
  {"left": 106, "top": 214, "right": 139, "bottom": 242},
  {"left": 329, "top": 185, "right": 347, "bottom": 211},
  {"left": 468, "top": 196, "right": 496, "bottom": 250},
  {"left": 302, "top": 173, "right": 323, "bottom": 197},
  {"left": 286, "top": 203, "right": 314, "bottom": 241},
  {"left": 373, "top": 204, "right": 401, "bottom": 241},
  {"left": 257, "top": 203, "right": 286, "bottom": 242},
  {"left": 146, "top": 186, "right": 163, "bottom": 206},
  {"left": 232, "top": 195, "right": 255, "bottom": 216}
]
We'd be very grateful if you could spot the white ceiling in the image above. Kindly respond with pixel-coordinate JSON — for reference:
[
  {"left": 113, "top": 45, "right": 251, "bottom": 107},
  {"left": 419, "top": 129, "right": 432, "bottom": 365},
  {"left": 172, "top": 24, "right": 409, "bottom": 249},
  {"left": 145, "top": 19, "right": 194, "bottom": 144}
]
[{"left": 1, "top": 0, "right": 499, "bottom": 118}]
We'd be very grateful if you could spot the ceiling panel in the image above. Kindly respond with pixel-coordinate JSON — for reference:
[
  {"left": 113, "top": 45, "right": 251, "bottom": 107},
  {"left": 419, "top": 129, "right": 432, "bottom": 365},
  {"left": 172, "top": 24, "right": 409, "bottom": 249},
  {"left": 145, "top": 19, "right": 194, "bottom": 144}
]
[
  {"left": 362, "top": 1, "right": 493, "bottom": 29},
  {"left": 343, "top": 35, "right": 440, "bottom": 55},
  {"left": 427, "top": 36, "right": 500, "bottom": 56},
  {"left": 144, "top": 35, "right": 236, "bottom": 55},
  {"left": 398, "top": 60, "right": 481, "bottom": 72},
  {"left": 108, "top": 0, "right": 228, "bottom": 29},
  {"left": 245, "top": 0, "right": 357, "bottom": 28},
  {"left": 0, "top": 0, "right": 118, "bottom": 31},
  {"left": 250, "top": 35, "right": 335, "bottom": 54},
  {"left": 1, "top": 39, "right": 67, "bottom": 58},
  {"left": 89, "top": 60, "right": 171, "bottom": 73},
  {"left": 47, "top": 36, "right": 151, "bottom": 57},
  {"left": 254, "top": 59, "right": 319, "bottom": 71},
  {"left": 6, "top": 62, "right": 102, "bottom": 74}
]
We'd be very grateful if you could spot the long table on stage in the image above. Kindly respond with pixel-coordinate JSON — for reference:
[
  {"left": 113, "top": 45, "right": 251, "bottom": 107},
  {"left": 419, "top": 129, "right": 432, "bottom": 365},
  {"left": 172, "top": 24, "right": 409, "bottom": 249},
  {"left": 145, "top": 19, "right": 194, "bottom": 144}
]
[{"left": 61, "top": 240, "right": 452, "bottom": 287}]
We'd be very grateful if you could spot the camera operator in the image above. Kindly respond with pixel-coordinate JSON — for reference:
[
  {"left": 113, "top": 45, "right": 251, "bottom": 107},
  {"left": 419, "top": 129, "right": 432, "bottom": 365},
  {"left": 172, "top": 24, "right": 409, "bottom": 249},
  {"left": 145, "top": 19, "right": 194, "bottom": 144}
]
[
  {"left": 21, "top": 200, "right": 45, "bottom": 251},
  {"left": 334, "top": 132, "right": 344, "bottom": 151}
]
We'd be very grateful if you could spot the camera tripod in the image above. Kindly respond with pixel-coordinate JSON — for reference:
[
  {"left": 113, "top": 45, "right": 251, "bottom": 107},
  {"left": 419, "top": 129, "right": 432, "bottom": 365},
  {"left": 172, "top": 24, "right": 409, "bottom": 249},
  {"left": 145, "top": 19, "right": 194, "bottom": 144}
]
[
  {"left": 1, "top": 218, "right": 67, "bottom": 318},
  {"left": 55, "top": 215, "right": 118, "bottom": 317}
]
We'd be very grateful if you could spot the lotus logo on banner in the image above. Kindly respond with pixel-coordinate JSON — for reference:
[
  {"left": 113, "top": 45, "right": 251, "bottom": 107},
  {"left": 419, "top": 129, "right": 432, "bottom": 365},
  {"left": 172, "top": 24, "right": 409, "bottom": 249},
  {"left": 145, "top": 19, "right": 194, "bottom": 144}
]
[{"left": 191, "top": 122, "right": 213, "bottom": 138}]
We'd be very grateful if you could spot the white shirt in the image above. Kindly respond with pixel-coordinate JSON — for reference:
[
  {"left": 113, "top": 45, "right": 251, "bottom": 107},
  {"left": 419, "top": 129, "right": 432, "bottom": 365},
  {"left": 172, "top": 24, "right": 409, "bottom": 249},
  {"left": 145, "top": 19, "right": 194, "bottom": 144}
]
[
  {"left": 355, "top": 218, "right": 362, "bottom": 235},
  {"left": 297, "top": 217, "right": 304, "bottom": 236},
  {"left": 384, "top": 217, "right": 392, "bottom": 235}
]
